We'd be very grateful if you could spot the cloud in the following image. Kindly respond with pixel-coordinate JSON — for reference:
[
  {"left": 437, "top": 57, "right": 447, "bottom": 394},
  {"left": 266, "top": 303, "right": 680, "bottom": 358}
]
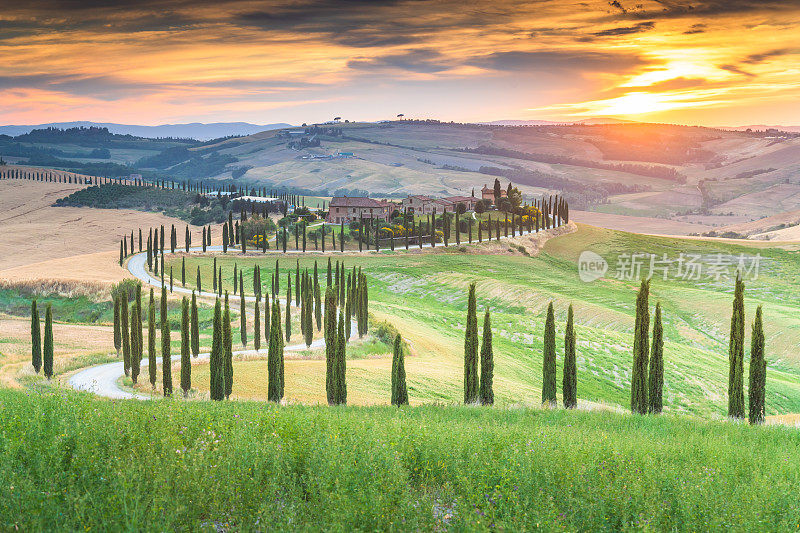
[
  {"left": 592, "top": 21, "right": 655, "bottom": 37},
  {"left": 682, "top": 23, "right": 706, "bottom": 34},
  {"left": 632, "top": 0, "right": 800, "bottom": 18},
  {"left": 468, "top": 50, "right": 647, "bottom": 75},
  {"left": 743, "top": 48, "right": 798, "bottom": 64},
  {"left": 347, "top": 49, "right": 451, "bottom": 74},
  {"left": 719, "top": 64, "right": 756, "bottom": 78}
]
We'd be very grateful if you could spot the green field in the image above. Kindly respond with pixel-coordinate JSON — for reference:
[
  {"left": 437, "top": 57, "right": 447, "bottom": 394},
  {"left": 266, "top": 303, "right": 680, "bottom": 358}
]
[
  {"left": 162, "top": 224, "right": 800, "bottom": 416},
  {"left": 3, "top": 387, "right": 800, "bottom": 531}
]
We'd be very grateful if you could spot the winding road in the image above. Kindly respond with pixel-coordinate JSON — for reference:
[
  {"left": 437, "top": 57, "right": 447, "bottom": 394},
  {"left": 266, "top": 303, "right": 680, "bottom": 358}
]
[{"left": 69, "top": 221, "right": 550, "bottom": 399}]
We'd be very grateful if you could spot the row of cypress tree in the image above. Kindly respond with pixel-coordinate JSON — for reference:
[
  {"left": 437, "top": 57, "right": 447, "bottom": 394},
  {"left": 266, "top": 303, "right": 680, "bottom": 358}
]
[{"left": 30, "top": 300, "right": 54, "bottom": 379}]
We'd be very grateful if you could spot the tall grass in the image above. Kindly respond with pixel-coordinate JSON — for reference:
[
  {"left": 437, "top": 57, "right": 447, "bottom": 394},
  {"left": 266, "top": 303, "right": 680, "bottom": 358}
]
[{"left": 2, "top": 388, "right": 800, "bottom": 531}]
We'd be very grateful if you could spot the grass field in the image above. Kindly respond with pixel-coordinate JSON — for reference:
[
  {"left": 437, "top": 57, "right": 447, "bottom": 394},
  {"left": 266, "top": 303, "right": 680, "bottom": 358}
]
[
  {"left": 3, "top": 387, "right": 800, "bottom": 531},
  {"left": 161, "top": 223, "right": 800, "bottom": 416}
]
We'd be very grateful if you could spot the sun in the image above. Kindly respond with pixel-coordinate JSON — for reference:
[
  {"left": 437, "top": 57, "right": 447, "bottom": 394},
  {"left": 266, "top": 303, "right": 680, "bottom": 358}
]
[{"left": 594, "top": 92, "right": 677, "bottom": 116}]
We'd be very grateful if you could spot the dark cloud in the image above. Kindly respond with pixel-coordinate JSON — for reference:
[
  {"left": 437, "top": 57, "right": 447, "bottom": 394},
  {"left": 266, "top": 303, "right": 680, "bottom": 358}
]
[
  {"left": 683, "top": 23, "right": 706, "bottom": 34},
  {"left": 592, "top": 21, "right": 655, "bottom": 37},
  {"left": 743, "top": 48, "right": 798, "bottom": 64},
  {"left": 719, "top": 64, "right": 756, "bottom": 78},
  {"left": 347, "top": 49, "right": 451, "bottom": 73},
  {"left": 631, "top": 0, "right": 800, "bottom": 18},
  {"left": 468, "top": 50, "right": 647, "bottom": 74}
]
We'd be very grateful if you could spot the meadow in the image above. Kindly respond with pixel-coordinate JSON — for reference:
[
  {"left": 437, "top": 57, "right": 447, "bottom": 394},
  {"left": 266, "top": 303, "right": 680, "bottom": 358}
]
[
  {"left": 2, "top": 387, "right": 800, "bottom": 531},
  {"left": 162, "top": 224, "right": 800, "bottom": 416}
]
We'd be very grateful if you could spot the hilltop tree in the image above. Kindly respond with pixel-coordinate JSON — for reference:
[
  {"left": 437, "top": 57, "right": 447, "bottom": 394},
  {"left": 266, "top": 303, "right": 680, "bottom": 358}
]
[
  {"left": 113, "top": 295, "right": 121, "bottom": 356},
  {"left": 631, "top": 279, "right": 650, "bottom": 414},
  {"left": 268, "top": 299, "right": 284, "bottom": 402},
  {"left": 31, "top": 300, "right": 42, "bottom": 373},
  {"left": 542, "top": 302, "right": 557, "bottom": 407},
  {"left": 391, "top": 334, "right": 408, "bottom": 406},
  {"left": 191, "top": 291, "right": 199, "bottom": 357},
  {"left": 148, "top": 288, "right": 157, "bottom": 388},
  {"left": 210, "top": 298, "right": 224, "bottom": 401},
  {"left": 463, "top": 283, "right": 479, "bottom": 404},
  {"left": 324, "top": 286, "right": 337, "bottom": 404},
  {"left": 180, "top": 296, "right": 191, "bottom": 397},
  {"left": 728, "top": 274, "right": 746, "bottom": 419},
  {"left": 479, "top": 310, "right": 494, "bottom": 406},
  {"left": 223, "top": 293, "right": 233, "bottom": 399},
  {"left": 648, "top": 303, "right": 664, "bottom": 414},
  {"left": 161, "top": 286, "right": 172, "bottom": 397},
  {"left": 562, "top": 304, "right": 577, "bottom": 409},
  {"left": 43, "top": 304, "right": 53, "bottom": 379},
  {"left": 748, "top": 306, "right": 766, "bottom": 425}
]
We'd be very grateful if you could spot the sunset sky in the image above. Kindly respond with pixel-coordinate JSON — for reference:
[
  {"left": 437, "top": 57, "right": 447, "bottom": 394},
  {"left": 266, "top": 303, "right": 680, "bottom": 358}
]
[{"left": 2, "top": 0, "right": 799, "bottom": 127}]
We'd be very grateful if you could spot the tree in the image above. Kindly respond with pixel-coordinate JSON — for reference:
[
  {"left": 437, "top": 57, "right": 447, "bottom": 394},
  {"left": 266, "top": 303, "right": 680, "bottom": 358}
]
[
  {"left": 463, "top": 283, "right": 479, "bottom": 404},
  {"left": 190, "top": 291, "right": 199, "bottom": 357},
  {"left": 268, "top": 299, "right": 284, "bottom": 402},
  {"left": 333, "top": 309, "right": 347, "bottom": 405},
  {"left": 31, "top": 300, "right": 42, "bottom": 373},
  {"left": 479, "top": 310, "right": 494, "bottom": 405},
  {"left": 562, "top": 304, "right": 577, "bottom": 409},
  {"left": 161, "top": 285, "right": 172, "bottom": 397},
  {"left": 391, "top": 334, "right": 408, "bottom": 406},
  {"left": 148, "top": 288, "right": 157, "bottom": 388},
  {"left": 748, "top": 306, "right": 766, "bottom": 425},
  {"left": 121, "top": 294, "right": 131, "bottom": 377},
  {"left": 542, "top": 302, "right": 557, "bottom": 407},
  {"left": 210, "top": 298, "right": 224, "bottom": 400},
  {"left": 728, "top": 273, "right": 746, "bottom": 419},
  {"left": 285, "top": 279, "right": 292, "bottom": 342},
  {"left": 648, "top": 303, "right": 664, "bottom": 414},
  {"left": 180, "top": 296, "right": 191, "bottom": 397},
  {"left": 131, "top": 286, "right": 142, "bottom": 385},
  {"left": 113, "top": 294, "right": 121, "bottom": 356},
  {"left": 43, "top": 304, "right": 53, "bottom": 379},
  {"left": 223, "top": 293, "right": 233, "bottom": 399},
  {"left": 493, "top": 178, "right": 502, "bottom": 205},
  {"left": 239, "top": 273, "right": 247, "bottom": 346},
  {"left": 631, "top": 279, "right": 650, "bottom": 414},
  {"left": 324, "top": 286, "right": 337, "bottom": 404},
  {"left": 254, "top": 299, "right": 261, "bottom": 352}
]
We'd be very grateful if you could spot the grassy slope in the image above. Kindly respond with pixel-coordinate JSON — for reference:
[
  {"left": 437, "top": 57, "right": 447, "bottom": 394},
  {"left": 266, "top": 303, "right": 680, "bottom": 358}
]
[
  {"left": 3, "top": 388, "right": 800, "bottom": 531},
  {"left": 163, "top": 224, "right": 800, "bottom": 416}
]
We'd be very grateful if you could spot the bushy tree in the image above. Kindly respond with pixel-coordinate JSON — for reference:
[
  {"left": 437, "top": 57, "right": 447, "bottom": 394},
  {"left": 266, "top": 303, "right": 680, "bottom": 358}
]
[
  {"left": 748, "top": 306, "right": 766, "bottom": 424},
  {"left": 542, "top": 302, "right": 557, "bottom": 407}
]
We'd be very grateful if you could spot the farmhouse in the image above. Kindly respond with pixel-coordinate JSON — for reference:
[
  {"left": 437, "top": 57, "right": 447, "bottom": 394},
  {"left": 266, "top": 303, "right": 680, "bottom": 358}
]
[
  {"left": 481, "top": 184, "right": 506, "bottom": 202},
  {"left": 402, "top": 194, "right": 478, "bottom": 214},
  {"left": 326, "top": 196, "right": 394, "bottom": 223},
  {"left": 401, "top": 195, "right": 432, "bottom": 213}
]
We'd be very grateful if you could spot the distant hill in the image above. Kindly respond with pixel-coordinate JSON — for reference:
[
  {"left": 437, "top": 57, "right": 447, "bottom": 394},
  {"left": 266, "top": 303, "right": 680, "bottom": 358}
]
[
  {"left": 0, "top": 121, "right": 291, "bottom": 141},
  {"left": 723, "top": 125, "right": 800, "bottom": 134},
  {"left": 482, "top": 117, "right": 635, "bottom": 126}
]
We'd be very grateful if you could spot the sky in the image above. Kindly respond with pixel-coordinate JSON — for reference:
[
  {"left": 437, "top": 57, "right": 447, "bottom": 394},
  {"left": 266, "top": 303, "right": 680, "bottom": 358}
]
[{"left": 2, "top": 0, "right": 799, "bottom": 127}]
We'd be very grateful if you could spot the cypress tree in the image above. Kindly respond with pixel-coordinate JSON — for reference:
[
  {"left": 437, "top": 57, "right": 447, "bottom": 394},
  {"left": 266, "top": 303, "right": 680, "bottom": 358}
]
[
  {"left": 254, "top": 299, "right": 261, "bottom": 351},
  {"left": 391, "top": 334, "right": 409, "bottom": 406},
  {"left": 181, "top": 257, "right": 186, "bottom": 287},
  {"left": 161, "top": 286, "right": 172, "bottom": 397},
  {"left": 268, "top": 299, "right": 284, "bottom": 402},
  {"left": 295, "top": 260, "right": 300, "bottom": 303},
  {"left": 113, "top": 294, "right": 121, "bottom": 356},
  {"left": 333, "top": 309, "right": 347, "bottom": 404},
  {"left": 43, "top": 304, "right": 53, "bottom": 379},
  {"left": 210, "top": 298, "right": 224, "bottom": 400},
  {"left": 223, "top": 224, "right": 229, "bottom": 253},
  {"left": 324, "top": 286, "right": 337, "bottom": 404},
  {"left": 31, "top": 300, "right": 42, "bottom": 373},
  {"left": 131, "top": 286, "right": 142, "bottom": 385},
  {"left": 631, "top": 279, "right": 650, "bottom": 414},
  {"left": 728, "top": 274, "right": 746, "bottom": 419},
  {"left": 479, "top": 310, "right": 494, "bottom": 406},
  {"left": 191, "top": 291, "right": 199, "bottom": 357},
  {"left": 563, "top": 304, "right": 577, "bottom": 409},
  {"left": 223, "top": 293, "right": 233, "bottom": 399},
  {"left": 264, "top": 291, "right": 271, "bottom": 344},
  {"left": 240, "top": 273, "right": 247, "bottom": 346},
  {"left": 285, "top": 280, "right": 292, "bottom": 342},
  {"left": 148, "top": 288, "right": 156, "bottom": 388},
  {"left": 196, "top": 266, "right": 202, "bottom": 294},
  {"left": 180, "top": 296, "right": 191, "bottom": 397},
  {"left": 121, "top": 294, "right": 131, "bottom": 376},
  {"left": 463, "top": 283, "right": 479, "bottom": 404},
  {"left": 748, "top": 306, "right": 766, "bottom": 424},
  {"left": 648, "top": 303, "right": 664, "bottom": 414},
  {"left": 542, "top": 302, "right": 557, "bottom": 407},
  {"left": 314, "top": 274, "right": 322, "bottom": 331}
]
